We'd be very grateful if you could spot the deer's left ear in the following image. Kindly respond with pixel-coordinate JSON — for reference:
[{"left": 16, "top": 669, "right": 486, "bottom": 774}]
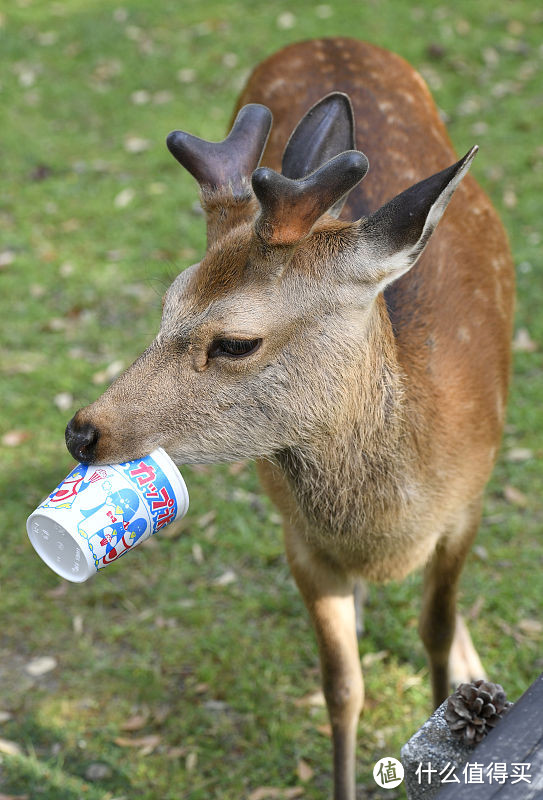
[{"left": 358, "top": 146, "right": 478, "bottom": 290}]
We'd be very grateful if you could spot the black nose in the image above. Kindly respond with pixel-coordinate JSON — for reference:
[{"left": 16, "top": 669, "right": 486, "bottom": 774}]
[{"left": 65, "top": 416, "right": 100, "bottom": 463}]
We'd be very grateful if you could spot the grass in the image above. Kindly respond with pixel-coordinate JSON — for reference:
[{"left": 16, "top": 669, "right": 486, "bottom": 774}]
[{"left": 1, "top": 0, "right": 542, "bottom": 798}]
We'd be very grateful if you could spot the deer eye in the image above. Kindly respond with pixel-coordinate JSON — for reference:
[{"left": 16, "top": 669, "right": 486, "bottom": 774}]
[{"left": 209, "top": 338, "right": 262, "bottom": 358}]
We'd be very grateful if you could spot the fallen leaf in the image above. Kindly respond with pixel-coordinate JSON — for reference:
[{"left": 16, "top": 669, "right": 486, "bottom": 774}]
[
  {"left": 228, "top": 460, "right": 248, "bottom": 476},
  {"left": 0, "top": 738, "right": 24, "bottom": 756},
  {"left": 72, "top": 615, "right": 84, "bottom": 635},
  {"left": 46, "top": 582, "right": 68, "bottom": 599},
  {"left": 177, "top": 68, "right": 196, "bottom": 83},
  {"left": 506, "top": 447, "right": 533, "bottom": 462},
  {"left": 197, "top": 510, "right": 216, "bottom": 529},
  {"left": 153, "top": 90, "right": 173, "bottom": 104},
  {"left": 131, "top": 89, "right": 150, "bottom": 105},
  {"left": 214, "top": 569, "right": 237, "bottom": 586},
  {"left": 0, "top": 250, "right": 15, "bottom": 267},
  {"left": 185, "top": 751, "right": 198, "bottom": 772},
  {"left": 248, "top": 789, "right": 282, "bottom": 800},
  {"left": 167, "top": 746, "right": 188, "bottom": 759},
  {"left": 120, "top": 713, "right": 149, "bottom": 732},
  {"left": 297, "top": 759, "right": 314, "bottom": 782},
  {"left": 192, "top": 543, "right": 204, "bottom": 564},
  {"left": 2, "top": 430, "right": 32, "bottom": 447},
  {"left": 114, "top": 734, "right": 161, "bottom": 755},
  {"left": 124, "top": 136, "right": 151, "bottom": 154},
  {"left": 54, "top": 392, "right": 73, "bottom": 412},
  {"left": 472, "top": 545, "right": 488, "bottom": 561},
  {"left": 513, "top": 328, "right": 537, "bottom": 352},
  {"left": 93, "top": 360, "right": 124, "bottom": 384},
  {"left": 518, "top": 619, "right": 543, "bottom": 638},
  {"left": 361, "top": 650, "right": 389, "bottom": 668},
  {"left": 85, "top": 763, "right": 112, "bottom": 781},
  {"left": 284, "top": 790, "right": 305, "bottom": 799},
  {"left": 25, "top": 656, "right": 57, "bottom": 677},
  {"left": 316, "top": 723, "right": 332, "bottom": 737},
  {"left": 276, "top": 11, "right": 296, "bottom": 29},
  {"left": 503, "top": 485, "right": 528, "bottom": 507},
  {"left": 294, "top": 690, "right": 325, "bottom": 708},
  {"left": 114, "top": 188, "right": 135, "bottom": 208},
  {"left": 0, "top": 794, "right": 30, "bottom": 800}
]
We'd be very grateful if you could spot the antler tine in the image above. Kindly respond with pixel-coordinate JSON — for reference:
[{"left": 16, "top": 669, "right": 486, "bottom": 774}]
[
  {"left": 252, "top": 150, "right": 369, "bottom": 246},
  {"left": 166, "top": 104, "right": 272, "bottom": 197}
]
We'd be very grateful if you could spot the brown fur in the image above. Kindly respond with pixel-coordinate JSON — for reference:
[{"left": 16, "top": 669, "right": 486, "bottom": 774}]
[{"left": 68, "top": 38, "right": 514, "bottom": 800}]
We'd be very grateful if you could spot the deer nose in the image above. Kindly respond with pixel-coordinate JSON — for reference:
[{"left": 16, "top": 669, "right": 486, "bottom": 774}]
[{"left": 65, "top": 416, "right": 100, "bottom": 464}]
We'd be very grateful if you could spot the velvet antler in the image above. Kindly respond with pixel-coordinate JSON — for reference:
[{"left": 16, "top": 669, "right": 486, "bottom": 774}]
[{"left": 167, "top": 104, "right": 273, "bottom": 197}]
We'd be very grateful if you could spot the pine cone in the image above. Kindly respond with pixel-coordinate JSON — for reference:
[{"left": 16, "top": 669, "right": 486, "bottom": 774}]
[{"left": 444, "top": 680, "right": 513, "bottom": 745}]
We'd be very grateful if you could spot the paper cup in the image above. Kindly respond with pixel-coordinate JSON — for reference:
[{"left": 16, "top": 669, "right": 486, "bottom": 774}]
[{"left": 27, "top": 448, "right": 189, "bottom": 583}]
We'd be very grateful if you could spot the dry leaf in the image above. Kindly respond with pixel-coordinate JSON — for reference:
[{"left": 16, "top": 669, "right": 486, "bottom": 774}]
[
  {"left": 294, "top": 690, "right": 325, "bottom": 708},
  {"left": 0, "top": 738, "right": 24, "bottom": 756},
  {"left": 0, "top": 794, "right": 30, "bottom": 800},
  {"left": 114, "top": 734, "right": 161, "bottom": 754},
  {"left": 167, "top": 746, "right": 188, "bottom": 759},
  {"left": 197, "top": 510, "right": 216, "bottom": 529},
  {"left": 214, "top": 569, "right": 237, "bottom": 586},
  {"left": 85, "top": 763, "right": 112, "bottom": 781},
  {"left": 124, "top": 136, "right": 151, "bottom": 154},
  {"left": 506, "top": 447, "right": 533, "bottom": 462},
  {"left": 518, "top": 619, "right": 543, "bottom": 637},
  {"left": 46, "top": 582, "right": 68, "bottom": 598},
  {"left": 361, "top": 650, "right": 389, "bottom": 668},
  {"left": 503, "top": 485, "right": 528, "bottom": 507},
  {"left": 284, "top": 790, "right": 305, "bottom": 799},
  {"left": 93, "top": 360, "right": 124, "bottom": 384},
  {"left": 0, "top": 250, "right": 15, "bottom": 268},
  {"left": 2, "top": 430, "right": 32, "bottom": 447},
  {"left": 192, "top": 543, "right": 204, "bottom": 565},
  {"left": 228, "top": 460, "right": 248, "bottom": 476},
  {"left": 297, "top": 759, "right": 314, "bottom": 782},
  {"left": 248, "top": 789, "right": 282, "bottom": 800},
  {"left": 25, "top": 656, "right": 57, "bottom": 677},
  {"left": 120, "top": 713, "right": 149, "bottom": 731},
  {"left": 114, "top": 188, "right": 135, "bottom": 208},
  {"left": 276, "top": 11, "right": 296, "bottom": 29},
  {"left": 54, "top": 392, "right": 73, "bottom": 412},
  {"left": 185, "top": 751, "right": 198, "bottom": 772},
  {"left": 72, "top": 615, "right": 84, "bottom": 636},
  {"left": 513, "top": 328, "right": 538, "bottom": 352},
  {"left": 316, "top": 723, "right": 332, "bottom": 737}
]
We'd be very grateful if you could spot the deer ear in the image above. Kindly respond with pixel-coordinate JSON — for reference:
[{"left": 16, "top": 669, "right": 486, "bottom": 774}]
[
  {"left": 282, "top": 93, "right": 356, "bottom": 217},
  {"left": 359, "top": 147, "right": 478, "bottom": 289}
]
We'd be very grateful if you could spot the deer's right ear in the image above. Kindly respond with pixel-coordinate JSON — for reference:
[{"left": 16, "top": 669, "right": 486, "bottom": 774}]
[{"left": 281, "top": 93, "right": 356, "bottom": 217}]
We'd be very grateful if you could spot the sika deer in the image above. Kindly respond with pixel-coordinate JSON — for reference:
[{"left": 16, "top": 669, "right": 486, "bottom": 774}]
[{"left": 65, "top": 38, "right": 514, "bottom": 800}]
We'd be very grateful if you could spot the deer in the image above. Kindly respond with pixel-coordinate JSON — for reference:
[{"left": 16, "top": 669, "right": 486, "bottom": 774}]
[{"left": 65, "top": 38, "right": 514, "bottom": 800}]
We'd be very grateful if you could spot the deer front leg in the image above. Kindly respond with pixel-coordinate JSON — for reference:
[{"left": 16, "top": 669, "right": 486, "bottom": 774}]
[
  {"left": 419, "top": 499, "right": 485, "bottom": 707},
  {"left": 284, "top": 523, "right": 363, "bottom": 800}
]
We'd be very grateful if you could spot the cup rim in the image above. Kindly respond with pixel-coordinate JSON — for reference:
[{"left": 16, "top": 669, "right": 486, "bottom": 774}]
[{"left": 148, "top": 447, "right": 189, "bottom": 518}]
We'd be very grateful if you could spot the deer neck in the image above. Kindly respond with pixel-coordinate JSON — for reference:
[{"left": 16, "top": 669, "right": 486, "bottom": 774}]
[{"left": 275, "top": 295, "right": 415, "bottom": 541}]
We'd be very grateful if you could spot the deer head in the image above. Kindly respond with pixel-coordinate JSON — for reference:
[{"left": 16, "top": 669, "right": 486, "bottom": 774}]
[{"left": 65, "top": 94, "right": 476, "bottom": 466}]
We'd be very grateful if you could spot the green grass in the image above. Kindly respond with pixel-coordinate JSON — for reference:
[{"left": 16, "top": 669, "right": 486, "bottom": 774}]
[{"left": 1, "top": 0, "right": 542, "bottom": 798}]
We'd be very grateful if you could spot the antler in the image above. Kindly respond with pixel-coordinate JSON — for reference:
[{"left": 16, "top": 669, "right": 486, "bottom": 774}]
[
  {"left": 252, "top": 151, "right": 369, "bottom": 246},
  {"left": 167, "top": 104, "right": 272, "bottom": 197}
]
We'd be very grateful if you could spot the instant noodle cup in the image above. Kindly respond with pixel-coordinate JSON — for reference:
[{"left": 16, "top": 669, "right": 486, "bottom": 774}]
[{"left": 26, "top": 448, "right": 189, "bottom": 582}]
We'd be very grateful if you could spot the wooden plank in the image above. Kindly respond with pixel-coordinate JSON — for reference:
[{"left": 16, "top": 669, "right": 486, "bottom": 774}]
[{"left": 436, "top": 673, "right": 543, "bottom": 798}]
